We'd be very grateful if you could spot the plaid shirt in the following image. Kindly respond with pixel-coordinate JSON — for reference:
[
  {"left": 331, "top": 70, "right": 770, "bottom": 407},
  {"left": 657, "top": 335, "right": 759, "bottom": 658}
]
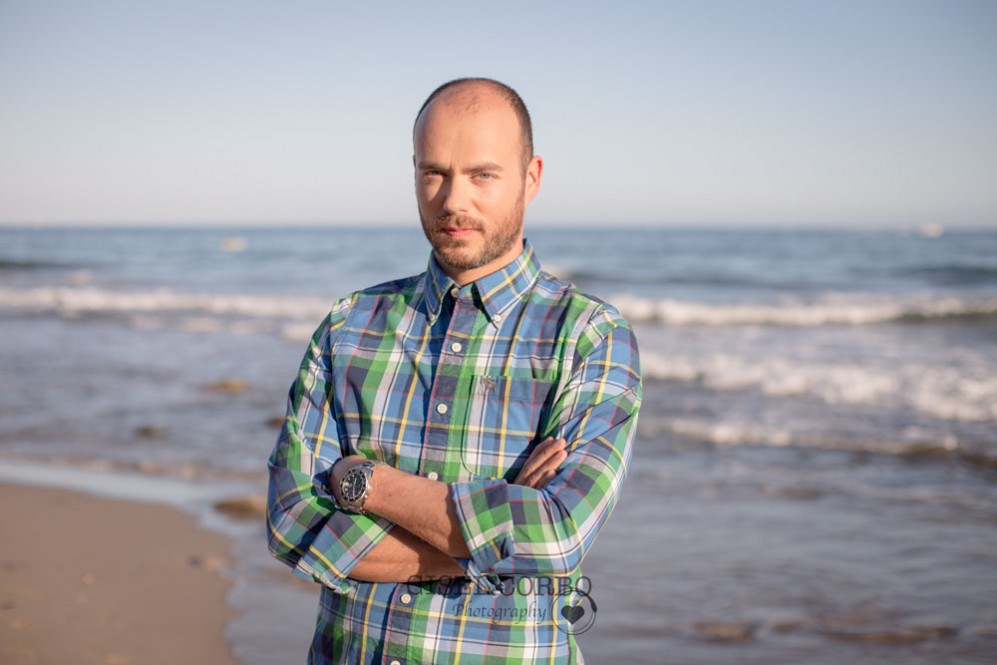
[{"left": 267, "top": 241, "right": 641, "bottom": 664}]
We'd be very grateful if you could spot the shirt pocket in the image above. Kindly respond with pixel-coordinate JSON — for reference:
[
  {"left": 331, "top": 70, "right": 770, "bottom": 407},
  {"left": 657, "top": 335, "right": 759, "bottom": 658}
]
[{"left": 460, "top": 374, "right": 555, "bottom": 480}]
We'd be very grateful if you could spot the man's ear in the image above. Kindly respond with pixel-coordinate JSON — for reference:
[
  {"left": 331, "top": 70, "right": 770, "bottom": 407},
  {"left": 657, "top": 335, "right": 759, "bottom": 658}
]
[{"left": 524, "top": 155, "right": 543, "bottom": 205}]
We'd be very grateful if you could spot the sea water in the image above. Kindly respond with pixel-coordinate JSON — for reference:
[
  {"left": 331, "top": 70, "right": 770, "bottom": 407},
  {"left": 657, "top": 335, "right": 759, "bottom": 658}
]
[{"left": 1, "top": 226, "right": 995, "bottom": 663}]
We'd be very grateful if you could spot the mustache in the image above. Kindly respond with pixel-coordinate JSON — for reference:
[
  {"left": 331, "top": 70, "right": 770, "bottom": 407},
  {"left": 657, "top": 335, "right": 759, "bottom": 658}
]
[{"left": 431, "top": 215, "right": 483, "bottom": 232}]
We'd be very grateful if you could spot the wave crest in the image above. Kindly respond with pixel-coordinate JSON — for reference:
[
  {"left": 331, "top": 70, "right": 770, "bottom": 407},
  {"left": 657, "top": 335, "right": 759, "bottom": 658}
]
[{"left": 611, "top": 294, "right": 997, "bottom": 327}]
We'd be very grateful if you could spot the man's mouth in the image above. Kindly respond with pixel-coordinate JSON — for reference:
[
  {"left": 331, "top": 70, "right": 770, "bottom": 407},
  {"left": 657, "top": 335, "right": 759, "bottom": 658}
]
[
  {"left": 434, "top": 216, "right": 482, "bottom": 241},
  {"left": 442, "top": 227, "right": 476, "bottom": 240}
]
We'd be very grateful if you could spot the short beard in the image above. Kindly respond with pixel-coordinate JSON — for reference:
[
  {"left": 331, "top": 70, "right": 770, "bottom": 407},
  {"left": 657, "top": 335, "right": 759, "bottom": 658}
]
[{"left": 421, "top": 209, "right": 524, "bottom": 273}]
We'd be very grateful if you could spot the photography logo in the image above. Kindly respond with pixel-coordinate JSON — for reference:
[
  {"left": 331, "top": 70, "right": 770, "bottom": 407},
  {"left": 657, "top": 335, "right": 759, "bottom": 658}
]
[{"left": 550, "top": 584, "right": 598, "bottom": 635}]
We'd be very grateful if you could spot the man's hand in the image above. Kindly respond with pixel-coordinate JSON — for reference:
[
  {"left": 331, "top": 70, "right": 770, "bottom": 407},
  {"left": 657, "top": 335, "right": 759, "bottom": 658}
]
[{"left": 513, "top": 437, "right": 567, "bottom": 489}]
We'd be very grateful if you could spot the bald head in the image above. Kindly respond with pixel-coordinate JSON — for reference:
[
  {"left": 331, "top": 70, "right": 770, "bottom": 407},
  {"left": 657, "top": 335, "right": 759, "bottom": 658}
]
[{"left": 414, "top": 78, "right": 534, "bottom": 171}]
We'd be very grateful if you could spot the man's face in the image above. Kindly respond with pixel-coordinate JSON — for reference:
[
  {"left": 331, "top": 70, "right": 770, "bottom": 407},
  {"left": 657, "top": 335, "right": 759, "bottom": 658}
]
[{"left": 414, "top": 90, "right": 542, "bottom": 284}]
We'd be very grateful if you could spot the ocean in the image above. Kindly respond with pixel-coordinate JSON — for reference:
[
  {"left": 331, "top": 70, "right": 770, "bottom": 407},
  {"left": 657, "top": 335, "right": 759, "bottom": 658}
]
[{"left": 1, "top": 226, "right": 995, "bottom": 663}]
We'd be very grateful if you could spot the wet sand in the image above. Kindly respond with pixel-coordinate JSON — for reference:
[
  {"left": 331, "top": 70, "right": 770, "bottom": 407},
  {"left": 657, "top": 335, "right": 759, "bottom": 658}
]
[{"left": 0, "top": 482, "right": 240, "bottom": 665}]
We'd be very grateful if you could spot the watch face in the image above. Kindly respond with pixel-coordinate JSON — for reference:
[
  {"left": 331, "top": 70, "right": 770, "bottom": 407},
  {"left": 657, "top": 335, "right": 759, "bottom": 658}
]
[{"left": 342, "top": 469, "right": 367, "bottom": 503}]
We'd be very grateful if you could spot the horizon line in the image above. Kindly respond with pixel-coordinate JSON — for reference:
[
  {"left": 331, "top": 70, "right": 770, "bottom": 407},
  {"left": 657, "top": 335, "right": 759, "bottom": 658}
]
[{"left": 1, "top": 220, "right": 994, "bottom": 233}]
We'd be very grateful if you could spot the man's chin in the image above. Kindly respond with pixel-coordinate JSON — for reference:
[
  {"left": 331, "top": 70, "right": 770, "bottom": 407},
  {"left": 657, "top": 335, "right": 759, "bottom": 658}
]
[
  {"left": 436, "top": 252, "right": 477, "bottom": 271},
  {"left": 434, "top": 243, "right": 489, "bottom": 271}
]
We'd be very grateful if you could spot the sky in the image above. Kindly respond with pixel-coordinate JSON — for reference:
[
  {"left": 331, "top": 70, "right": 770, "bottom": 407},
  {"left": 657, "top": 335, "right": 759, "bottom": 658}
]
[{"left": 0, "top": 0, "right": 995, "bottom": 228}]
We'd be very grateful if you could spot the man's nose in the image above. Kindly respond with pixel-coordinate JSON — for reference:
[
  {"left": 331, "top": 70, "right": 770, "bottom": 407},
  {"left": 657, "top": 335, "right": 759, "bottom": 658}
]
[{"left": 440, "top": 177, "right": 470, "bottom": 215}]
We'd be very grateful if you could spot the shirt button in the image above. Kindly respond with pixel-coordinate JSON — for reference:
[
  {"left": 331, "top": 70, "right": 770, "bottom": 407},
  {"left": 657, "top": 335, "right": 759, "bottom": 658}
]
[
  {"left": 427, "top": 471, "right": 439, "bottom": 481},
  {"left": 435, "top": 403, "right": 448, "bottom": 415},
  {"left": 450, "top": 286, "right": 459, "bottom": 298},
  {"left": 493, "top": 313, "right": 503, "bottom": 323},
  {"left": 450, "top": 341, "right": 463, "bottom": 353},
  {"left": 390, "top": 661, "right": 401, "bottom": 665},
  {"left": 400, "top": 593, "right": 412, "bottom": 604}
]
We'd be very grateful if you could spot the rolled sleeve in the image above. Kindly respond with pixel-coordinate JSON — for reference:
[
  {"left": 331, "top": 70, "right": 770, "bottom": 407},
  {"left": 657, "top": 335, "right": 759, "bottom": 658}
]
[
  {"left": 450, "top": 478, "right": 518, "bottom": 573},
  {"left": 267, "top": 443, "right": 395, "bottom": 593},
  {"left": 266, "top": 301, "right": 394, "bottom": 593},
  {"left": 450, "top": 310, "right": 642, "bottom": 578}
]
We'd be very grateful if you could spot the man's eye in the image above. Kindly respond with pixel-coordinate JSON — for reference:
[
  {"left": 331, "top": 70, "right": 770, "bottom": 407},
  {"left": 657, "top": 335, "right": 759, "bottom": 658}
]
[{"left": 476, "top": 173, "right": 494, "bottom": 180}]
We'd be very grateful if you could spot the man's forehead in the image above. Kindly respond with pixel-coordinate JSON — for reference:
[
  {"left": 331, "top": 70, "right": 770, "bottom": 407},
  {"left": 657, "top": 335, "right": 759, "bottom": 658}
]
[
  {"left": 417, "top": 113, "right": 518, "bottom": 159},
  {"left": 413, "top": 81, "right": 529, "bottom": 169}
]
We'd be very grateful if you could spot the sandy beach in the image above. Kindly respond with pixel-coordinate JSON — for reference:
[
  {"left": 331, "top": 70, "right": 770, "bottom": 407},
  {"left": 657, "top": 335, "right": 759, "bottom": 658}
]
[{"left": 0, "top": 482, "right": 240, "bottom": 665}]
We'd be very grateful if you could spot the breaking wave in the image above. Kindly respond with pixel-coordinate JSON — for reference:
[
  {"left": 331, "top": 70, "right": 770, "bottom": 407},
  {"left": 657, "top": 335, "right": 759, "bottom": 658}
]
[
  {"left": 5, "top": 286, "right": 996, "bottom": 329},
  {"left": 639, "top": 349, "right": 997, "bottom": 423},
  {"left": 0, "top": 285, "right": 331, "bottom": 340},
  {"left": 611, "top": 293, "right": 997, "bottom": 327}
]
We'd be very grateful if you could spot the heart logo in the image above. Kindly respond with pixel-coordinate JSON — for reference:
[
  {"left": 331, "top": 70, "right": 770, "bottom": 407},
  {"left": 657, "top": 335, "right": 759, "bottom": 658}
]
[
  {"left": 550, "top": 585, "right": 598, "bottom": 635},
  {"left": 561, "top": 604, "right": 585, "bottom": 624}
]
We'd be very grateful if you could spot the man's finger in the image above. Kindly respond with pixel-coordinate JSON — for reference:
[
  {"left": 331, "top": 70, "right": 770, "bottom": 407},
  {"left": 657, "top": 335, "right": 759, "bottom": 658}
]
[
  {"left": 523, "top": 456, "right": 564, "bottom": 489},
  {"left": 527, "top": 437, "right": 563, "bottom": 466},
  {"left": 526, "top": 456, "right": 564, "bottom": 489},
  {"left": 515, "top": 439, "right": 568, "bottom": 487},
  {"left": 520, "top": 438, "right": 561, "bottom": 474}
]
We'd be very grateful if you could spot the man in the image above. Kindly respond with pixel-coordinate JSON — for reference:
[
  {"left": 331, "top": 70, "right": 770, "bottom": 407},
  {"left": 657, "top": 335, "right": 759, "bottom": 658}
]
[{"left": 267, "top": 77, "right": 641, "bottom": 664}]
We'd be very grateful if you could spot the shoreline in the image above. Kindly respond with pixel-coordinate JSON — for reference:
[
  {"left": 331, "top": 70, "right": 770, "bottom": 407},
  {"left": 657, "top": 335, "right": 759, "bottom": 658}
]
[{"left": 0, "top": 480, "right": 242, "bottom": 665}]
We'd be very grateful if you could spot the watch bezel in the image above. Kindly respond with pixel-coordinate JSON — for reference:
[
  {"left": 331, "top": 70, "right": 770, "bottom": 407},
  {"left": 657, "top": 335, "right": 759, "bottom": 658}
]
[
  {"left": 341, "top": 469, "right": 366, "bottom": 502},
  {"left": 338, "top": 460, "right": 377, "bottom": 513}
]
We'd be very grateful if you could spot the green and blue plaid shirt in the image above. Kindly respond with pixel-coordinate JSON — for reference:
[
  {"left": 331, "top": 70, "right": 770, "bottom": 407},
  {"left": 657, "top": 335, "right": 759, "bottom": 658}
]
[{"left": 267, "top": 241, "right": 641, "bottom": 664}]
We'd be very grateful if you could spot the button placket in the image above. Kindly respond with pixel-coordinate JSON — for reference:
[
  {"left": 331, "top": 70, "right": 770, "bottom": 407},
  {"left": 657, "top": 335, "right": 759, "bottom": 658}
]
[{"left": 421, "top": 284, "right": 476, "bottom": 483}]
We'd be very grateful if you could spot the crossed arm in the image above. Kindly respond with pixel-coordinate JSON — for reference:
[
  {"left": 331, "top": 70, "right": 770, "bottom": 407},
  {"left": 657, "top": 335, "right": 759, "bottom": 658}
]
[
  {"left": 334, "top": 437, "right": 568, "bottom": 582},
  {"left": 267, "top": 304, "right": 641, "bottom": 591}
]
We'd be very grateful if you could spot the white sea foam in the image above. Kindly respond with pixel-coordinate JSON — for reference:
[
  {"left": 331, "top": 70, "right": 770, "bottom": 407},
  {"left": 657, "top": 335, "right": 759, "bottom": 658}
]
[
  {"left": 610, "top": 293, "right": 997, "bottom": 327},
  {"left": 4, "top": 285, "right": 995, "bottom": 330},
  {"left": 640, "top": 350, "right": 997, "bottom": 423},
  {"left": 0, "top": 285, "right": 331, "bottom": 322}
]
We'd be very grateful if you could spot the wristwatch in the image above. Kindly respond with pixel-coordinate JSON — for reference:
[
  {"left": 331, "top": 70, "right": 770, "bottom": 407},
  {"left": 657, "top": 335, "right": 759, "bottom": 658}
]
[{"left": 337, "top": 460, "right": 381, "bottom": 514}]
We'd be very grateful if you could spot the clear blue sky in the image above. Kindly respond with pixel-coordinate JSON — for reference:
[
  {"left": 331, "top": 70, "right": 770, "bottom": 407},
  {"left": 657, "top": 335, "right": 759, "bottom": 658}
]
[{"left": 1, "top": 0, "right": 994, "bottom": 228}]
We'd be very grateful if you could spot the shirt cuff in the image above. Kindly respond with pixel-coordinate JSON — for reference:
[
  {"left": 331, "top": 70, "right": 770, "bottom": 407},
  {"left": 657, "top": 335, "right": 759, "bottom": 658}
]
[
  {"left": 450, "top": 478, "right": 517, "bottom": 587},
  {"left": 293, "top": 509, "right": 395, "bottom": 594}
]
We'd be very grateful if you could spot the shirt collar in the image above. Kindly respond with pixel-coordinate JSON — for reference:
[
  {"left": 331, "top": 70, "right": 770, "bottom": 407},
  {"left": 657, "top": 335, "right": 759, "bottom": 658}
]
[{"left": 423, "top": 239, "right": 541, "bottom": 325}]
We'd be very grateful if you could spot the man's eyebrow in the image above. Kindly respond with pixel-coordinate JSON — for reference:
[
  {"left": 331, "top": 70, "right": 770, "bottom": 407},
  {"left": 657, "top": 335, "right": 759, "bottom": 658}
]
[
  {"left": 417, "top": 160, "right": 448, "bottom": 172},
  {"left": 416, "top": 161, "right": 505, "bottom": 173},
  {"left": 466, "top": 162, "right": 503, "bottom": 173}
]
